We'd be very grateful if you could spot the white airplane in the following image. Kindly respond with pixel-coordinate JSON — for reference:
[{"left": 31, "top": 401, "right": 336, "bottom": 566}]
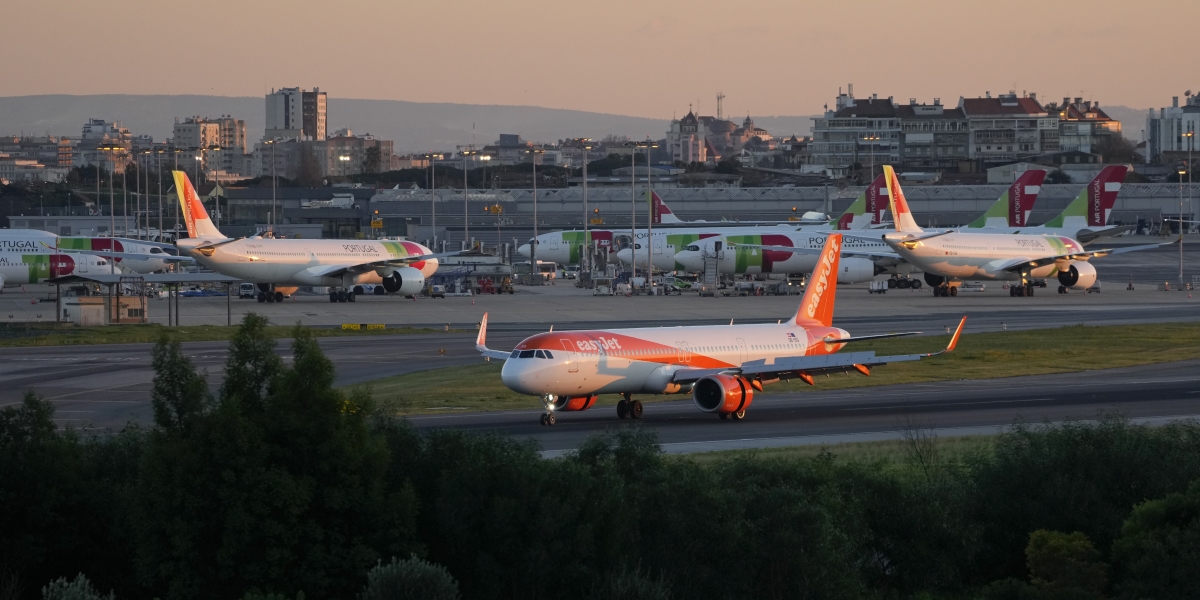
[
  {"left": 25, "top": 231, "right": 186, "bottom": 274},
  {"left": 476, "top": 233, "right": 966, "bottom": 424},
  {"left": 0, "top": 235, "right": 111, "bottom": 289},
  {"left": 871, "top": 165, "right": 1165, "bottom": 297},
  {"left": 169, "top": 171, "right": 450, "bottom": 303}
]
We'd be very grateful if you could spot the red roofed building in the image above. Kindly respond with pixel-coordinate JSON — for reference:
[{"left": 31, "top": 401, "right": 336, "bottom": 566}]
[
  {"left": 959, "top": 91, "right": 1060, "bottom": 164},
  {"left": 1042, "top": 97, "right": 1122, "bottom": 154}
]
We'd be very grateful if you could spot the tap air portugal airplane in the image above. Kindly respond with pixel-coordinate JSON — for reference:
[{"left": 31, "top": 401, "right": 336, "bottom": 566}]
[
  {"left": 519, "top": 185, "right": 889, "bottom": 272},
  {"left": 169, "top": 171, "right": 451, "bottom": 303},
  {"left": 0, "top": 235, "right": 112, "bottom": 289},
  {"left": 476, "top": 233, "right": 966, "bottom": 425},
  {"left": 867, "top": 165, "right": 1166, "bottom": 297}
]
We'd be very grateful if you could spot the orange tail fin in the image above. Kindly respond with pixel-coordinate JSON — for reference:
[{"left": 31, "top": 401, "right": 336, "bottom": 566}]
[{"left": 794, "top": 233, "right": 841, "bottom": 327}]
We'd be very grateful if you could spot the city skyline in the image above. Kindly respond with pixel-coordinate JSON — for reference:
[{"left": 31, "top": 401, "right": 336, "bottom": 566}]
[{"left": 6, "top": 0, "right": 1195, "bottom": 119}]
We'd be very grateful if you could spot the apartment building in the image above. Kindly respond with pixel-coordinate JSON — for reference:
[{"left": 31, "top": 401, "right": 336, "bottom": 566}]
[
  {"left": 1146, "top": 93, "right": 1200, "bottom": 165},
  {"left": 960, "top": 92, "right": 1059, "bottom": 163},
  {"left": 265, "top": 87, "right": 327, "bottom": 141},
  {"left": 809, "top": 90, "right": 900, "bottom": 175},
  {"left": 896, "top": 99, "right": 969, "bottom": 170}
]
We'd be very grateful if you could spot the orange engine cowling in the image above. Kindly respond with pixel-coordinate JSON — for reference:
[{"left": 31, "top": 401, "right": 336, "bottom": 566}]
[
  {"left": 551, "top": 395, "right": 598, "bottom": 412},
  {"left": 691, "top": 374, "right": 754, "bottom": 415}
]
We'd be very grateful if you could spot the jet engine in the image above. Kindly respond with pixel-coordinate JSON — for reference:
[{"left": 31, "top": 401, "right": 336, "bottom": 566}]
[
  {"left": 924, "top": 272, "right": 946, "bottom": 287},
  {"left": 692, "top": 374, "right": 754, "bottom": 416},
  {"left": 550, "top": 395, "right": 598, "bottom": 411},
  {"left": 1056, "top": 261, "right": 1097, "bottom": 290},
  {"left": 380, "top": 266, "right": 425, "bottom": 295},
  {"left": 837, "top": 257, "right": 882, "bottom": 284}
]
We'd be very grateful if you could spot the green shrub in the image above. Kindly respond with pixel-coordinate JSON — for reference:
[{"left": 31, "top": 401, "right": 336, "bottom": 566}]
[
  {"left": 41, "top": 574, "right": 113, "bottom": 600},
  {"left": 361, "top": 557, "right": 459, "bottom": 600}
]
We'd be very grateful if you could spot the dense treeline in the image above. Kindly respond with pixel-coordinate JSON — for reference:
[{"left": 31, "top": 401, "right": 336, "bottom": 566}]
[{"left": 2, "top": 315, "right": 1199, "bottom": 599}]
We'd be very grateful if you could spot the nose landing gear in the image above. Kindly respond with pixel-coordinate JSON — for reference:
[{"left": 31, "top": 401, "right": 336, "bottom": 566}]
[{"left": 616, "top": 392, "right": 643, "bottom": 420}]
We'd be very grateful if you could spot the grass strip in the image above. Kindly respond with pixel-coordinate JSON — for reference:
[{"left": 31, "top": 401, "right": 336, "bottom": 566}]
[
  {"left": 356, "top": 322, "right": 1200, "bottom": 414},
  {"left": 0, "top": 322, "right": 446, "bottom": 347}
]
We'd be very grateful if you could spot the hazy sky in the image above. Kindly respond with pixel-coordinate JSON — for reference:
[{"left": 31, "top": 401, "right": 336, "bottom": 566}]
[{"left": 8, "top": 0, "right": 1196, "bottom": 117}]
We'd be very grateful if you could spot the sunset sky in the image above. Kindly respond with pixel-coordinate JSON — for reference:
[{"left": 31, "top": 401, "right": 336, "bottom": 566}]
[{"left": 8, "top": 0, "right": 1195, "bottom": 117}]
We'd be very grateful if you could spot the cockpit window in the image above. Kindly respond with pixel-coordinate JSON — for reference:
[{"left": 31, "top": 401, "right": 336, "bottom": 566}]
[
  {"left": 686, "top": 245, "right": 699, "bottom": 251},
  {"left": 535, "top": 350, "right": 547, "bottom": 359},
  {"left": 543, "top": 350, "right": 554, "bottom": 359},
  {"left": 519, "top": 350, "right": 536, "bottom": 358},
  {"left": 150, "top": 247, "right": 163, "bottom": 254},
  {"left": 510, "top": 350, "right": 520, "bottom": 359}
]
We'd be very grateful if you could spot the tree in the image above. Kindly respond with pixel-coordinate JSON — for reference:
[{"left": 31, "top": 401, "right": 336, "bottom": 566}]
[
  {"left": 1045, "top": 170, "right": 1072, "bottom": 184},
  {"left": 713, "top": 158, "right": 742, "bottom": 175},
  {"left": 361, "top": 557, "right": 460, "bottom": 600},
  {"left": 1093, "top": 136, "right": 1140, "bottom": 164},
  {"left": 1111, "top": 479, "right": 1200, "bottom": 599},
  {"left": 149, "top": 334, "right": 211, "bottom": 431},
  {"left": 41, "top": 574, "right": 114, "bottom": 600},
  {"left": 362, "top": 147, "right": 383, "bottom": 175},
  {"left": 1025, "top": 530, "right": 1107, "bottom": 598},
  {"left": 219, "top": 313, "right": 281, "bottom": 414}
]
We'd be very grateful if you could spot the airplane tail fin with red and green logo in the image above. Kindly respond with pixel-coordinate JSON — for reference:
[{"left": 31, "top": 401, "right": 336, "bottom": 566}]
[
  {"left": 830, "top": 173, "right": 887, "bottom": 230},
  {"left": 794, "top": 233, "right": 842, "bottom": 327},
  {"left": 965, "top": 169, "right": 1046, "bottom": 228},
  {"left": 650, "top": 191, "right": 682, "bottom": 224},
  {"left": 1041, "top": 165, "right": 1126, "bottom": 229},
  {"left": 172, "top": 171, "right": 224, "bottom": 240}
]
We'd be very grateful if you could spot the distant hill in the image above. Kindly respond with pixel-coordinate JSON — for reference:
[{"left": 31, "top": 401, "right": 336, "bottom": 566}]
[{"left": 0, "top": 94, "right": 821, "bottom": 154}]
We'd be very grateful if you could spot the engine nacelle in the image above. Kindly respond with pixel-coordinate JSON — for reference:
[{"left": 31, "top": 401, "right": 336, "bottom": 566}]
[
  {"left": 1057, "top": 261, "right": 1097, "bottom": 289},
  {"left": 550, "top": 395, "right": 598, "bottom": 412},
  {"left": 924, "top": 272, "right": 946, "bottom": 287},
  {"left": 692, "top": 374, "right": 754, "bottom": 415},
  {"left": 837, "top": 257, "right": 881, "bottom": 284},
  {"left": 381, "top": 266, "right": 425, "bottom": 295}
]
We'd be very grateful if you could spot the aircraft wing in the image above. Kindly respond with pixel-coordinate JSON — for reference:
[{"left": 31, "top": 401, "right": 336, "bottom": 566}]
[
  {"left": 47, "top": 248, "right": 194, "bottom": 263},
  {"left": 731, "top": 243, "right": 903, "bottom": 262},
  {"left": 671, "top": 318, "right": 964, "bottom": 383},
  {"left": 998, "top": 240, "right": 1177, "bottom": 272},
  {"left": 302, "top": 249, "right": 468, "bottom": 279}
]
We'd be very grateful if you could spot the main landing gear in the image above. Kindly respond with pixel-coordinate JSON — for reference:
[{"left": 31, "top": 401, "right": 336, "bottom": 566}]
[
  {"left": 329, "top": 288, "right": 357, "bottom": 303},
  {"left": 617, "top": 392, "right": 643, "bottom": 420},
  {"left": 933, "top": 284, "right": 958, "bottom": 297},
  {"left": 1009, "top": 283, "right": 1035, "bottom": 297},
  {"left": 719, "top": 409, "right": 747, "bottom": 420},
  {"left": 256, "top": 284, "right": 284, "bottom": 303}
]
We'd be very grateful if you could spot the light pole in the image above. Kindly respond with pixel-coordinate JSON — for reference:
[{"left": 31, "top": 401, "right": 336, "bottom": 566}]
[
  {"left": 263, "top": 139, "right": 277, "bottom": 231},
  {"left": 156, "top": 149, "right": 164, "bottom": 242},
  {"left": 570, "top": 138, "right": 594, "bottom": 272},
  {"left": 626, "top": 140, "right": 657, "bottom": 285},
  {"left": 526, "top": 148, "right": 545, "bottom": 283},
  {"left": 1185, "top": 129, "right": 1195, "bottom": 233},
  {"left": 461, "top": 147, "right": 480, "bottom": 246},
  {"left": 862, "top": 134, "right": 880, "bottom": 180},
  {"left": 423, "top": 153, "right": 442, "bottom": 250},
  {"left": 1181, "top": 168, "right": 1188, "bottom": 290}
]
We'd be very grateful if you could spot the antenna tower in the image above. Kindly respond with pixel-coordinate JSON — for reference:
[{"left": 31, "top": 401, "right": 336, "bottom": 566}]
[{"left": 716, "top": 92, "right": 725, "bottom": 121}]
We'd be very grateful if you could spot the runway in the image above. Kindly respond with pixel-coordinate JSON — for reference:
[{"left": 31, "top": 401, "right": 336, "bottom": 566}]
[{"left": 408, "top": 360, "right": 1200, "bottom": 455}]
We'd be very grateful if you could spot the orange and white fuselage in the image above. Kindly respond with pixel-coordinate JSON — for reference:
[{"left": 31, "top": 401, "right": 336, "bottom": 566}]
[{"left": 500, "top": 322, "right": 848, "bottom": 398}]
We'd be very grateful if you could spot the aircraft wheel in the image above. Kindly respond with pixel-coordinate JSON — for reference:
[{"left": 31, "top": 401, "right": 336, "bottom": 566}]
[
  {"left": 337, "top": 290, "right": 347, "bottom": 303},
  {"left": 1027, "top": 285, "right": 1034, "bottom": 297},
  {"left": 1058, "top": 285, "right": 1066, "bottom": 294},
  {"left": 266, "top": 291, "right": 275, "bottom": 303},
  {"left": 257, "top": 292, "right": 266, "bottom": 303},
  {"left": 949, "top": 286, "right": 958, "bottom": 297},
  {"left": 887, "top": 278, "right": 896, "bottom": 289},
  {"left": 732, "top": 409, "right": 746, "bottom": 420},
  {"left": 546, "top": 413, "right": 556, "bottom": 425},
  {"left": 540, "top": 414, "right": 547, "bottom": 426},
  {"left": 329, "top": 291, "right": 338, "bottom": 303},
  {"left": 719, "top": 412, "right": 730, "bottom": 420},
  {"left": 911, "top": 280, "right": 922, "bottom": 290},
  {"left": 616, "top": 399, "right": 628, "bottom": 419},
  {"left": 348, "top": 291, "right": 356, "bottom": 303},
  {"left": 629, "top": 400, "right": 644, "bottom": 419},
  {"left": 274, "top": 291, "right": 283, "bottom": 302}
]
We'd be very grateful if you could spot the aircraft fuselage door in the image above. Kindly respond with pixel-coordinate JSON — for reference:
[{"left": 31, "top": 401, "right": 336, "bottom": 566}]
[{"left": 560, "top": 339, "right": 578, "bottom": 372}]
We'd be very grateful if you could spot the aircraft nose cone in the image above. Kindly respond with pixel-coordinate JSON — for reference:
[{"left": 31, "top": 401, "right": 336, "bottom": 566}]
[
  {"left": 674, "top": 252, "right": 700, "bottom": 270},
  {"left": 517, "top": 244, "right": 531, "bottom": 258},
  {"left": 500, "top": 360, "right": 532, "bottom": 394},
  {"left": 615, "top": 249, "right": 632, "bottom": 264}
]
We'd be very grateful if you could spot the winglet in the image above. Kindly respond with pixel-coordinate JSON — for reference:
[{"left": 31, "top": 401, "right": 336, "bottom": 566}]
[
  {"left": 476, "top": 312, "right": 489, "bottom": 350},
  {"left": 946, "top": 316, "right": 966, "bottom": 353}
]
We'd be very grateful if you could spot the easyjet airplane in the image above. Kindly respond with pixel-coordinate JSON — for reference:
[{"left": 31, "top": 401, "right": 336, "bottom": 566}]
[{"left": 476, "top": 234, "right": 965, "bottom": 425}]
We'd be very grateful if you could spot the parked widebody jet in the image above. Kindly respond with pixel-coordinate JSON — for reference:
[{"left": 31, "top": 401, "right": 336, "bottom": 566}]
[
  {"left": 477, "top": 233, "right": 966, "bottom": 424},
  {"left": 870, "top": 165, "right": 1164, "bottom": 297},
  {"left": 166, "top": 171, "right": 450, "bottom": 303}
]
